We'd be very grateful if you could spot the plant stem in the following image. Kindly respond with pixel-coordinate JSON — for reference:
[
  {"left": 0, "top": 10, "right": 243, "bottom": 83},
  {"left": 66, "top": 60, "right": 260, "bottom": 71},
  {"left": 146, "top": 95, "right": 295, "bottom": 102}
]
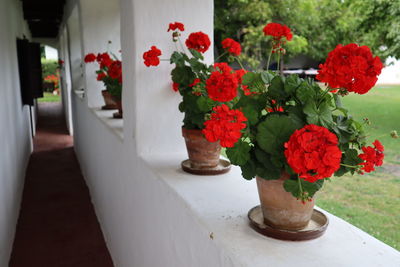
[
  {"left": 214, "top": 51, "right": 228, "bottom": 62},
  {"left": 340, "top": 163, "right": 359, "bottom": 169},
  {"left": 277, "top": 51, "right": 281, "bottom": 75},
  {"left": 236, "top": 57, "right": 245, "bottom": 70},
  {"left": 297, "top": 176, "right": 303, "bottom": 196},
  {"left": 266, "top": 46, "right": 274, "bottom": 72}
]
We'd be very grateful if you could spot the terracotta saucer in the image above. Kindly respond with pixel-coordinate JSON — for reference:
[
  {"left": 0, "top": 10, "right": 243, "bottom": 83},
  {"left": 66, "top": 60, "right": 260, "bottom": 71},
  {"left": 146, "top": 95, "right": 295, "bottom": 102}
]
[
  {"left": 248, "top": 205, "right": 328, "bottom": 241},
  {"left": 113, "top": 112, "right": 123, "bottom": 119},
  {"left": 101, "top": 105, "right": 117, "bottom": 110},
  {"left": 181, "top": 159, "right": 231, "bottom": 175}
]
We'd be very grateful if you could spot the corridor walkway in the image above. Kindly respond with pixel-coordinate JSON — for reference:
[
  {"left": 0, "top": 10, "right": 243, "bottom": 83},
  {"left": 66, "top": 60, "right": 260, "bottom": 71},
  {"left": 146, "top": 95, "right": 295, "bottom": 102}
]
[{"left": 9, "top": 102, "right": 114, "bottom": 267}]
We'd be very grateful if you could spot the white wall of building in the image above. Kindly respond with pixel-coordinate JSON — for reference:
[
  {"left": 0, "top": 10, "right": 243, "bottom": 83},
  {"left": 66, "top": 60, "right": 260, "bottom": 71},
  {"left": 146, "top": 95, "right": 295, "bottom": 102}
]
[
  {"left": 80, "top": 0, "right": 121, "bottom": 108},
  {"left": 0, "top": 0, "right": 33, "bottom": 264}
]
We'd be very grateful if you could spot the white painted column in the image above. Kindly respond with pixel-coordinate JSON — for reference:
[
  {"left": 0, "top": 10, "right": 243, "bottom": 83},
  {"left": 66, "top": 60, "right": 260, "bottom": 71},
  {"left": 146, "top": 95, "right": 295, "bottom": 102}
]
[
  {"left": 80, "top": 0, "right": 121, "bottom": 108},
  {"left": 120, "top": 0, "right": 214, "bottom": 155}
]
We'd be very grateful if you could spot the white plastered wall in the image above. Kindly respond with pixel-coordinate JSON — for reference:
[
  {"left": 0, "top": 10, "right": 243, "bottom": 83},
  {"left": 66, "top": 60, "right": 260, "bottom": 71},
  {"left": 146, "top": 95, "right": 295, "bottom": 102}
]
[
  {"left": 0, "top": 0, "right": 33, "bottom": 264},
  {"left": 80, "top": 0, "right": 121, "bottom": 108}
]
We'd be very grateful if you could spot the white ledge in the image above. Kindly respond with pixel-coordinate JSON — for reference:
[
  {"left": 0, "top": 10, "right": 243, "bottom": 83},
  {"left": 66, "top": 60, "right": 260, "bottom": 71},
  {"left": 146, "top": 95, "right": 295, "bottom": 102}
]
[
  {"left": 140, "top": 153, "right": 400, "bottom": 267},
  {"left": 90, "top": 107, "right": 124, "bottom": 140}
]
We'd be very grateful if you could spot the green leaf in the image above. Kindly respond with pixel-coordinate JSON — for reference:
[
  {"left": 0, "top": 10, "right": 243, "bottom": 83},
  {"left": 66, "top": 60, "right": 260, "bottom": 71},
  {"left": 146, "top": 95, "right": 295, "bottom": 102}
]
[
  {"left": 303, "top": 101, "right": 334, "bottom": 128},
  {"left": 284, "top": 75, "right": 302, "bottom": 95},
  {"left": 261, "top": 71, "right": 274, "bottom": 84},
  {"left": 240, "top": 160, "right": 256, "bottom": 180},
  {"left": 295, "top": 81, "right": 315, "bottom": 104},
  {"left": 287, "top": 106, "right": 306, "bottom": 127},
  {"left": 256, "top": 114, "right": 302, "bottom": 155},
  {"left": 267, "top": 75, "right": 286, "bottom": 100},
  {"left": 333, "top": 93, "right": 343, "bottom": 108},
  {"left": 170, "top": 52, "right": 185, "bottom": 66},
  {"left": 226, "top": 140, "right": 251, "bottom": 165},
  {"left": 188, "top": 58, "right": 206, "bottom": 73},
  {"left": 242, "top": 72, "right": 264, "bottom": 91},
  {"left": 171, "top": 66, "right": 196, "bottom": 85},
  {"left": 189, "top": 49, "right": 204, "bottom": 60},
  {"left": 254, "top": 149, "right": 281, "bottom": 180},
  {"left": 283, "top": 178, "right": 324, "bottom": 199},
  {"left": 196, "top": 97, "right": 213, "bottom": 112}
]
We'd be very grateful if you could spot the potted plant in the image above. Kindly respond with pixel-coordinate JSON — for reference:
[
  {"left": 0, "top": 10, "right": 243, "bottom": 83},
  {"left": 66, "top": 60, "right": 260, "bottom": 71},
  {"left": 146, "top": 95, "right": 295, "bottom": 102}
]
[
  {"left": 84, "top": 52, "right": 123, "bottom": 118},
  {"left": 143, "top": 22, "right": 246, "bottom": 174},
  {"left": 202, "top": 22, "right": 385, "bottom": 235}
]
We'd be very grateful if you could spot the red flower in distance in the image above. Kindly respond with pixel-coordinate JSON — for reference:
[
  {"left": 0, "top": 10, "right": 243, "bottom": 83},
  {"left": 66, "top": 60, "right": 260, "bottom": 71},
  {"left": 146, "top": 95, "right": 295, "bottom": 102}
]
[
  {"left": 97, "top": 72, "right": 106, "bottom": 81},
  {"left": 96, "top": 53, "right": 112, "bottom": 68},
  {"left": 358, "top": 140, "right": 384, "bottom": 173},
  {"left": 143, "top": 46, "right": 162, "bottom": 67},
  {"left": 263, "top": 23, "right": 293, "bottom": 41},
  {"left": 221, "top": 38, "right": 241, "bottom": 56},
  {"left": 267, "top": 100, "right": 284, "bottom": 112},
  {"left": 203, "top": 104, "right": 247, "bottom": 148},
  {"left": 172, "top": 82, "right": 179, "bottom": 92},
  {"left": 189, "top": 78, "right": 201, "bottom": 87},
  {"left": 185, "top": 32, "right": 211, "bottom": 53},
  {"left": 168, "top": 22, "right": 184, "bottom": 32},
  {"left": 107, "top": 60, "right": 122, "bottom": 84},
  {"left": 316, "top": 43, "right": 383, "bottom": 94},
  {"left": 284, "top": 124, "right": 342, "bottom": 183},
  {"left": 84, "top": 53, "right": 96, "bottom": 63},
  {"left": 206, "top": 64, "right": 238, "bottom": 102}
]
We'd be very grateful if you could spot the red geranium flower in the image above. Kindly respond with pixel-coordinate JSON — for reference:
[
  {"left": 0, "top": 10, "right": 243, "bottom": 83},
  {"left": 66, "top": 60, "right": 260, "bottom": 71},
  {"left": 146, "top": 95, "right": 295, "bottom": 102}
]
[
  {"left": 316, "top": 43, "right": 383, "bottom": 94},
  {"left": 189, "top": 78, "right": 201, "bottom": 87},
  {"left": 96, "top": 53, "right": 112, "bottom": 68},
  {"left": 263, "top": 23, "right": 293, "bottom": 41},
  {"left": 107, "top": 60, "right": 122, "bottom": 84},
  {"left": 221, "top": 38, "right": 241, "bottom": 56},
  {"left": 143, "top": 46, "right": 162, "bottom": 67},
  {"left": 358, "top": 140, "right": 384, "bottom": 173},
  {"left": 185, "top": 32, "right": 211, "bottom": 53},
  {"left": 168, "top": 22, "right": 184, "bottom": 32},
  {"left": 267, "top": 100, "right": 284, "bottom": 112},
  {"left": 84, "top": 53, "right": 96, "bottom": 63},
  {"left": 172, "top": 82, "right": 179, "bottom": 92},
  {"left": 235, "top": 69, "right": 257, "bottom": 96},
  {"left": 284, "top": 124, "right": 342, "bottom": 183},
  {"left": 203, "top": 104, "right": 247, "bottom": 148},
  {"left": 97, "top": 72, "right": 106, "bottom": 81},
  {"left": 206, "top": 64, "right": 238, "bottom": 102}
]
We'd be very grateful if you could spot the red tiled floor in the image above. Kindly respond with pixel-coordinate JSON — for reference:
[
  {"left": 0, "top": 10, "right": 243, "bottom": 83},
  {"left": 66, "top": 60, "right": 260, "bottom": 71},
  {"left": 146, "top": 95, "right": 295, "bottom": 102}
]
[{"left": 9, "top": 102, "right": 114, "bottom": 267}]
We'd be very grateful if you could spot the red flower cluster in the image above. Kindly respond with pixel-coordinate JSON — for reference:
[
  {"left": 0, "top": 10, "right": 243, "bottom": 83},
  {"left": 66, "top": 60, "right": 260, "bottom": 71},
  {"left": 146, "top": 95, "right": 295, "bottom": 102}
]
[
  {"left": 108, "top": 60, "right": 122, "bottom": 84},
  {"left": 97, "top": 53, "right": 112, "bottom": 68},
  {"left": 172, "top": 82, "right": 179, "bottom": 92},
  {"left": 206, "top": 63, "right": 238, "bottom": 102},
  {"left": 284, "top": 124, "right": 342, "bottom": 183},
  {"left": 84, "top": 53, "right": 96, "bottom": 63},
  {"left": 203, "top": 104, "right": 247, "bottom": 148},
  {"left": 189, "top": 78, "right": 201, "bottom": 87},
  {"left": 316, "top": 43, "right": 383, "bottom": 94},
  {"left": 221, "top": 38, "right": 241, "bottom": 56},
  {"left": 263, "top": 23, "right": 293, "bottom": 41},
  {"left": 97, "top": 72, "right": 106, "bottom": 81},
  {"left": 359, "top": 140, "right": 384, "bottom": 173},
  {"left": 267, "top": 100, "right": 284, "bottom": 112},
  {"left": 143, "top": 46, "right": 162, "bottom": 67},
  {"left": 168, "top": 22, "right": 184, "bottom": 32},
  {"left": 185, "top": 32, "right": 211, "bottom": 53},
  {"left": 235, "top": 69, "right": 253, "bottom": 96}
]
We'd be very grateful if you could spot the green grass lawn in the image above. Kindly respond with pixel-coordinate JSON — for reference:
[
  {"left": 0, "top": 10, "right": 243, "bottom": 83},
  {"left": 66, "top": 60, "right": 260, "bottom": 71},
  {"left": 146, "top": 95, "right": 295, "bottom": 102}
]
[
  {"left": 317, "top": 85, "right": 400, "bottom": 250},
  {"left": 38, "top": 92, "right": 61, "bottom": 102}
]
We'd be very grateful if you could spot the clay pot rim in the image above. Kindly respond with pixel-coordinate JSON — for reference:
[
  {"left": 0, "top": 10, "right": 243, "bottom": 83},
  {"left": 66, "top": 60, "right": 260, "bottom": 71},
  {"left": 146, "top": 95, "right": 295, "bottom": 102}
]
[{"left": 181, "top": 127, "right": 205, "bottom": 137}]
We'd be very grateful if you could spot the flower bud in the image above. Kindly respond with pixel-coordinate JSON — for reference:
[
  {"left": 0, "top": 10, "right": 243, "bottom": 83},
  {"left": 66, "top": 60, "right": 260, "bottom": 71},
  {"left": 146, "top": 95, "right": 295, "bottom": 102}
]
[{"left": 391, "top": 130, "right": 399, "bottom": 139}]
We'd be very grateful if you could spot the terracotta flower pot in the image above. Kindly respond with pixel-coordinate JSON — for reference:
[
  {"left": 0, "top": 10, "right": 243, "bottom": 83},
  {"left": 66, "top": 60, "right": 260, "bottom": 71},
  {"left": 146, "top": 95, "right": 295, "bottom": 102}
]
[
  {"left": 256, "top": 173, "right": 315, "bottom": 231},
  {"left": 101, "top": 90, "right": 118, "bottom": 110},
  {"left": 182, "top": 128, "right": 221, "bottom": 169},
  {"left": 112, "top": 97, "right": 123, "bottom": 119}
]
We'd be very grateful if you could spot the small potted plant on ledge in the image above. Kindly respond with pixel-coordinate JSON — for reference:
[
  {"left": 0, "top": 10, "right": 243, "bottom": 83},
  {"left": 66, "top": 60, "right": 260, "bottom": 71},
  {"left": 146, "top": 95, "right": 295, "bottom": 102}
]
[
  {"left": 84, "top": 52, "right": 123, "bottom": 119},
  {"left": 143, "top": 22, "right": 246, "bottom": 175},
  {"left": 202, "top": 22, "right": 385, "bottom": 240}
]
